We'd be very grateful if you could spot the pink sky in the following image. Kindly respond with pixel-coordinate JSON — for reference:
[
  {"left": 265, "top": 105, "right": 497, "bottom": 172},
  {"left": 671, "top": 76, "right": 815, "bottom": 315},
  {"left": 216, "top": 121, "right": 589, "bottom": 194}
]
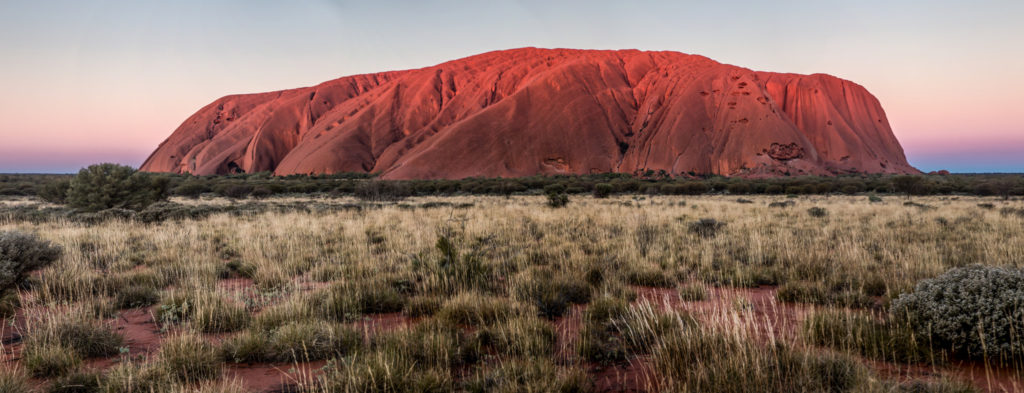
[{"left": 1, "top": 1, "right": 1021, "bottom": 173}]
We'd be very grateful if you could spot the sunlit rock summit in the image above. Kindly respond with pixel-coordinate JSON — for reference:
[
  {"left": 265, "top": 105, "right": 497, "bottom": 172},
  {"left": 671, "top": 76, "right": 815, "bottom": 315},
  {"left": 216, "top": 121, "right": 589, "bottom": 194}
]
[{"left": 142, "top": 48, "right": 917, "bottom": 178}]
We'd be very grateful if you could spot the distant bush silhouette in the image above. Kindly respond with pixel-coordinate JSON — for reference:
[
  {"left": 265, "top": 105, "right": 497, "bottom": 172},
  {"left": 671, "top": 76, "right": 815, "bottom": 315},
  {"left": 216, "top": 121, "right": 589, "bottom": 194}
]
[
  {"left": 66, "top": 163, "right": 167, "bottom": 212},
  {"left": 37, "top": 180, "right": 70, "bottom": 204}
]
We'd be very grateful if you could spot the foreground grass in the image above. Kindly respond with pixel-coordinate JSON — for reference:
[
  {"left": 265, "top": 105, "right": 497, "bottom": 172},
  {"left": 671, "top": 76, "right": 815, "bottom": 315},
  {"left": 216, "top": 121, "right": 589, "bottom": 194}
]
[{"left": 1, "top": 194, "right": 1021, "bottom": 392}]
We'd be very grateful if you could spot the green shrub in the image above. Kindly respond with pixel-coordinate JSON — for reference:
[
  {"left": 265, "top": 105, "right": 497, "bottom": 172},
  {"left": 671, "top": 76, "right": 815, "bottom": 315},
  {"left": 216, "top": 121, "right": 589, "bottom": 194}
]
[
  {"left": 593, "top": 183, "right": 613, "bottom": 198},
  {"left": 0, "top": 231, "right": 62, "bottom": 296},
  {"left": 66, "top": 163, "right": 167, "bottom": 212},
  {"left": 354, "top": 180, "right": 409, "bottom": 202},
  {"left": 546, "top": 192, "right": 569, "bottom": 208},
  {"left": 891, "top": 265, "right": 1024, "bottom": 361},
  {"left": 38, "top": 179, "right": 71, "bottom": 204}
]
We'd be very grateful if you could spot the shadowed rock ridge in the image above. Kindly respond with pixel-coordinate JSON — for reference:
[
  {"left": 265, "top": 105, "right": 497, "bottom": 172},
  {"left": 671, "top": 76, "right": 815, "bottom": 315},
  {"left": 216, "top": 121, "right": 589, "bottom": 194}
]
[{"left": 141, "top": 48, "right": 917, "bottom": 178}]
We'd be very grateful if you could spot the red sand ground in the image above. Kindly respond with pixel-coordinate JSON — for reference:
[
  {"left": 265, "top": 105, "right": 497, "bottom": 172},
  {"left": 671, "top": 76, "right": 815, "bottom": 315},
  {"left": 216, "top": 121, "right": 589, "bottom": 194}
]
[{"left": 141, "top": 48, "right": 917, "bottom": 179}]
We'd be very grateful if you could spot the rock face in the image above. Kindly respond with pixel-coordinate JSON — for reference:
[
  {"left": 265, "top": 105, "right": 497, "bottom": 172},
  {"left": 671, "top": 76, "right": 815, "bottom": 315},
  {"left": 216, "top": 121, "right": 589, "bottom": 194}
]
[{"left": 141, "top": 48, "right": 917, "bottom": 178}]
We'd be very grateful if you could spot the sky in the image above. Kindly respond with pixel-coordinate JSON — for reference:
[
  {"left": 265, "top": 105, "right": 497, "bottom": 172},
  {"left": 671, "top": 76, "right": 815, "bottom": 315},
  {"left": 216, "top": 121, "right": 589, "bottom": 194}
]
[{"left": 1, "top": 0, "right": 1022, "bottom": 173}]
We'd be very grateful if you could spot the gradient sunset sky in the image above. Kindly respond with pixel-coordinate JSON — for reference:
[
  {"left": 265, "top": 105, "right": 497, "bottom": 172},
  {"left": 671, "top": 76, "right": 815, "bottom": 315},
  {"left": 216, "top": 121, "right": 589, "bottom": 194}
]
[{"left": 1, "top": 1, "right": 1021, "bottom": 173}]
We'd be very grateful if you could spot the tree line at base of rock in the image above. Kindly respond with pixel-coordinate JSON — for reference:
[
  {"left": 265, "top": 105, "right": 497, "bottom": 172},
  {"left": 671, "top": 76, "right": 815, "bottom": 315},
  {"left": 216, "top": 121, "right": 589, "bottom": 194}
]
[{"left": 1, "top": 165, "right": 1023, "bottom": 210}]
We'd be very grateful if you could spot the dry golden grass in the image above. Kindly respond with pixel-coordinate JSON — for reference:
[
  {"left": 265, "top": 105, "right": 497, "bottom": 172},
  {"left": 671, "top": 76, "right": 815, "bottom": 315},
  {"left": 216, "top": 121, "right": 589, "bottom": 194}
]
[{"left": 1, "top": 194, "right": 1021, "bottom": 392}]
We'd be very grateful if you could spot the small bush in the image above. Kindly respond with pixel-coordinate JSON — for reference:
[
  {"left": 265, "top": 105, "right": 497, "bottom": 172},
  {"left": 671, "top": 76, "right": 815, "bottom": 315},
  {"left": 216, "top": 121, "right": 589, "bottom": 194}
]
[
  {"left": 354, "top": 180, "right": 409, "bottom": 202},
  {"left": 546, "top": 192, "right": 569, "bottom": 208},
  {"left": 593, "top": 183, "right": 613, "bottom": 198},
  {"left": 38, "top": 179, "right": 71, "bottom": 204},
  {"left": 688, "top": 218, "right": 724, "bottom": 238},
  {"left": 891, "top": 265, "right": 1024, "bottom": 361},
  {"left": 0, "top": 231, "right": 62, "bottom": 296},
  {"left": 66, "top": 163, "right": 167, "bottom": 212},
  {"left": 807, "top": 207, "right": 828, "bottom": 217},
  {"left": 768, "top": 200, "right": 794, "bottom": 208}
]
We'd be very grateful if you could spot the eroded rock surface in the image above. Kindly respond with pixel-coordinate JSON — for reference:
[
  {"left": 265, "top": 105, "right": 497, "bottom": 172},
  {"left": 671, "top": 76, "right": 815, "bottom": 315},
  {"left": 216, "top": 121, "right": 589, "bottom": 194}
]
[{"left": 141, "top": 48, "right": 917, "bottom": 178}]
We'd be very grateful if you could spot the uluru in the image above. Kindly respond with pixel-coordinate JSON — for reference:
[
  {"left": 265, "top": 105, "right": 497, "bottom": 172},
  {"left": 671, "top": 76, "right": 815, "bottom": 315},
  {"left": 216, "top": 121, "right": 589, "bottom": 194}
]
[{"left": 140, "top": 48, "right": 917, "bottom": 179}]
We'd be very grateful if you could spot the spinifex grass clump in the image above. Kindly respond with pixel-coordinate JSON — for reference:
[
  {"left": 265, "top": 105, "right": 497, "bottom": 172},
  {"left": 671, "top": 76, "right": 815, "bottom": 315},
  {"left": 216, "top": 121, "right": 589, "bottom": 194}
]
[
  {"left": 803, "top": 310, "right": 936, "bottom": 364},
  {"left": 513, "top": 267, "right": 592, "bottom": 319},
  {"left": 653, "top": 327, "right": 869, "bottom": 393},
  {"left": 156, "top": 333, "right": 222, "bottom": 384},
  {"left": 891, "top": 265, "right": 1024, "bottom": 363},
  {"left": 157, "top": 290, "right": 250, "bottom": 333},
  {"left": 24, "top": 311, "right": 124, "bottom": 358},
  {"left": 221, "top": 321, "right": 361, "bottom": 363},
  {"left": 688, "top": 218, "right": 724, "bottom": 238}
]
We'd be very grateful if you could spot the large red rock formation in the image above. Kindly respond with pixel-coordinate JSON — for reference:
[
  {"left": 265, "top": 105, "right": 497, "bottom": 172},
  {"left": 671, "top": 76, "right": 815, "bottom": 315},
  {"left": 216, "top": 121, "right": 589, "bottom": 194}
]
[{"left": 141, "top": 48, "right": 917, "bottom": 178}]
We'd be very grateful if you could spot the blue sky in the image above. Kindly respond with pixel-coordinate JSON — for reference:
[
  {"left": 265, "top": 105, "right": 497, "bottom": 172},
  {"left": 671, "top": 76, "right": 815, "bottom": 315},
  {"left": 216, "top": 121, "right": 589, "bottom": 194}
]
[{"left": 1, "top": 0, "right": 1022, "bottom": 173}]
